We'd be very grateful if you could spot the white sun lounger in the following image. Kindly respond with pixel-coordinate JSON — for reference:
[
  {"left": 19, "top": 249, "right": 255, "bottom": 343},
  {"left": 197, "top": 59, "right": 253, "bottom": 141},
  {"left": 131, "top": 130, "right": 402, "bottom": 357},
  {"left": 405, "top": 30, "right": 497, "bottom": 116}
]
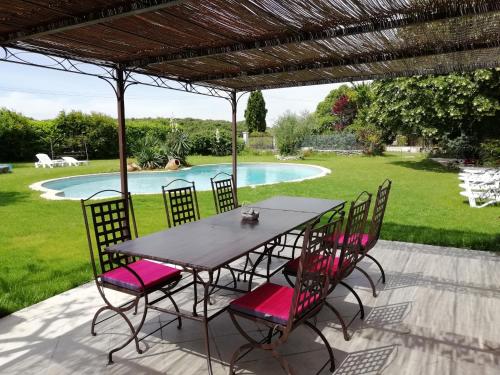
[
  {"left": 62, "top": 156, "right": 88, "bottom": 166},
  {"left": 460, "top": 179, "right": 500, "bottom": 208},
  {"left": 34, "top": 153, "right": 65, "bottom": 168}
]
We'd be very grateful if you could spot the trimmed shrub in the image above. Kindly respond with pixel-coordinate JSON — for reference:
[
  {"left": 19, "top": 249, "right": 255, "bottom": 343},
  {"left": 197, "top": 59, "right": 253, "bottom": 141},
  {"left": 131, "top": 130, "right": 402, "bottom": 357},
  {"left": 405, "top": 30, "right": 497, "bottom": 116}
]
[
  {"left": 51, "top": 111, "right": 118, "bottom": 159},
  {"left": 0, "top": 108, "right": 45, "bottom": 162}
]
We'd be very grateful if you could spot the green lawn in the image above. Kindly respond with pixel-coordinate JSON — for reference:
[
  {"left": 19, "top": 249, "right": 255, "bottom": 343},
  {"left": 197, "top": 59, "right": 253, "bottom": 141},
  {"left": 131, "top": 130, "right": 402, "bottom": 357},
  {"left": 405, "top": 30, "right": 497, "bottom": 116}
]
[{"left": 0, "top": 153, "right": 498, "bottom": 317}]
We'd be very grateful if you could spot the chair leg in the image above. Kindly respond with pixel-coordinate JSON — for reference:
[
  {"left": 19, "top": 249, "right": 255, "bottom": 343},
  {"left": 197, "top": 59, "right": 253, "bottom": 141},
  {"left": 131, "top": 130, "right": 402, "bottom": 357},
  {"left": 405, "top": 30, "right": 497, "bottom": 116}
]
[
  {"left": 303, "top": 320, "right": 336, "bottom": 372},
  {"left": 365, "top": 253, "right": 386, "bottom": 284},
  {"left": 324, "top": 301, "right": 351, "bottom": 341},
  {"left": 339, "top": 281, "right": 365, "bottom": 319},
  {"left": 271, "top": 349, "right": 295, "bottom": 375},
  {"left": 166, "top": 294, "right": 182, "bottom": 329},
  {"left": 91, "top": 305, "right": 112, "bottom": 336},
  {"left": 283, "top": 272, "right": 295, "bottom": 288},
  {"left": 228, "top": 267, "right": 238, "bottom": 288},
  {"left": 108, "top": 298, "right": 148, "bottom": 364},
  {"left": 354, "top": 265, "right": 378, "bottom": 297},
  {"left": 229, "top": 343, "right": 254, "bottom": 375}
]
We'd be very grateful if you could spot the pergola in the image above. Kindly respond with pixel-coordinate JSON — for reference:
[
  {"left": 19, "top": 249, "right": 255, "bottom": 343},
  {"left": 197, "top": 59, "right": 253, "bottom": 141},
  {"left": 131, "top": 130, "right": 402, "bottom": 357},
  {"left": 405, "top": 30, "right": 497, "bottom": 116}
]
[{"left": 1, "top": 0, "right": 499, "bottom": 201}]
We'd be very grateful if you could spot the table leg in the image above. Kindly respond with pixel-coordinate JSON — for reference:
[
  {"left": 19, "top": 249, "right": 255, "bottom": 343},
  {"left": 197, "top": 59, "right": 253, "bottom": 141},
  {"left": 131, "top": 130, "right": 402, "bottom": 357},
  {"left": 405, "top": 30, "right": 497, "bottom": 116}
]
[
  {"left": 192, "top": 270, "right": 198, "bottom": 317},
  {"left": 203, "top": 271, "right": 214, "bottom": 375}
]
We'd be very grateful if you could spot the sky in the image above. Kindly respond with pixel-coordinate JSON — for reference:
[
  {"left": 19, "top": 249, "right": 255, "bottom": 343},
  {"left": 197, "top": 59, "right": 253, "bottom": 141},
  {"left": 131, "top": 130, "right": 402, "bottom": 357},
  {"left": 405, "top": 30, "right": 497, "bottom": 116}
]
[{"left": 0, "top": 60, "right": 345, "bottom": 125}]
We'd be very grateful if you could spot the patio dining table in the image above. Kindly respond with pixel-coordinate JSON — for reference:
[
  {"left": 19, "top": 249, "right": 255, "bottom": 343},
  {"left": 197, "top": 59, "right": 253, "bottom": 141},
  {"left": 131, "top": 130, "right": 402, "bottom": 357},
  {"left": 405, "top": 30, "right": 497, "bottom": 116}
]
[{"left": 107, "top": 195, "right": 344, "bottom": 374}]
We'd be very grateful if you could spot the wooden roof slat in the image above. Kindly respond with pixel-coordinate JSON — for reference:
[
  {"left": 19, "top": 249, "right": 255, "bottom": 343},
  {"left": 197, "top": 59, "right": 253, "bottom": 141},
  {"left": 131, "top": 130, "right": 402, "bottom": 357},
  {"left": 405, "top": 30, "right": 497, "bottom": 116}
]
[
  {"left": 183, "top": 35, "right": 500, "bottom": 83},
  {"left": 2, "top": 0, "right": 186, "bottom": 43},
  {"left": 123, "top": 3, "right": 500, "bottom": 68}
]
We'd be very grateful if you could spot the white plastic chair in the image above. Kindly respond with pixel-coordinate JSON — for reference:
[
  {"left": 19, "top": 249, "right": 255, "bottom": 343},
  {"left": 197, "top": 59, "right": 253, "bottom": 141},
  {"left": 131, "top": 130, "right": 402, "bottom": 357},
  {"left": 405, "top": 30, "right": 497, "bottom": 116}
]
[
  {"left": 34, "top": 153, "right": 65, "bottom": 168},
  {"left": 62, "top": 156, "right": 88, "bottom": 166}
]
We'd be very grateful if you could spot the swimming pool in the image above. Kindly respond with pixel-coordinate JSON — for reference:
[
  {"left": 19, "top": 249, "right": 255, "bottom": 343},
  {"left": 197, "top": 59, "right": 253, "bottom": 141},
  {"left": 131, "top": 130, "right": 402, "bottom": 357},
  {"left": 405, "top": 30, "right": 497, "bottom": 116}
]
[{"left": 31, "top": 163, "right": 330, "bottom": 200}]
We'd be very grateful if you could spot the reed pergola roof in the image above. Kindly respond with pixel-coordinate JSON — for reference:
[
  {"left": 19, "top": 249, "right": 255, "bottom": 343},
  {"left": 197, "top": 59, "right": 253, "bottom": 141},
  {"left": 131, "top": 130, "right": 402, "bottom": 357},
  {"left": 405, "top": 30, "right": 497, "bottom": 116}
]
[{"left": 1, "top": 0, "right": 499, "bottom": 92}]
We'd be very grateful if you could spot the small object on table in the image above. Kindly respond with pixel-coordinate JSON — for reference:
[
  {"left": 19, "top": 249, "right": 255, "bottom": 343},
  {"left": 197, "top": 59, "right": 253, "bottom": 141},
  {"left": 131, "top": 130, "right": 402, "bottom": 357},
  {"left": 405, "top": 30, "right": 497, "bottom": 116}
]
[{"left": 241, "top": 207, "right": 259, "bottom": 222}]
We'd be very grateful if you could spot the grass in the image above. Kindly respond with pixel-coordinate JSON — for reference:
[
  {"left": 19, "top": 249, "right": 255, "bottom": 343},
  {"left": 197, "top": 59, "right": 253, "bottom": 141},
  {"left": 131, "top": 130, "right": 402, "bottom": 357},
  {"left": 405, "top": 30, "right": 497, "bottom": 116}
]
[{"left": 0, "top": 152, "right": 498, "bottom": 316}]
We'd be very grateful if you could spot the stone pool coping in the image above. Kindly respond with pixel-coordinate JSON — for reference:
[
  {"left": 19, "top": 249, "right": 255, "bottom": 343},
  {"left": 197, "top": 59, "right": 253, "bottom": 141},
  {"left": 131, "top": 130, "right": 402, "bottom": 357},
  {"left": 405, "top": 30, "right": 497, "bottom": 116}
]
[{"left": 29, "top": 162, "right": 331, "bottom": 200}]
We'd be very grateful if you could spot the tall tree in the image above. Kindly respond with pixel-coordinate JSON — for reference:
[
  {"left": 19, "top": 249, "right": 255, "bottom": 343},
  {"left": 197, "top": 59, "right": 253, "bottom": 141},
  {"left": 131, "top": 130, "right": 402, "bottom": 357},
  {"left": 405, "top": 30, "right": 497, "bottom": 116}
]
[{"left": 244, "top": 90, "right": 267, "bottom": 133}]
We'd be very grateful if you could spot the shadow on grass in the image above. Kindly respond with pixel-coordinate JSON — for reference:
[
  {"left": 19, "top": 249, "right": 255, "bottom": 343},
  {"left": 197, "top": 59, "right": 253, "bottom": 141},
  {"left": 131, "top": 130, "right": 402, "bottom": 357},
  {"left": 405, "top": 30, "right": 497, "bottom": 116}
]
[
  {"left": 0, "top": 191, "right": 29, "bottom": 206},
  {"left": 381, "top": 222, "right": 500, "bottom": 252},
  {"left": 389, "top": 158, "right": 455, "bottom": 173}
]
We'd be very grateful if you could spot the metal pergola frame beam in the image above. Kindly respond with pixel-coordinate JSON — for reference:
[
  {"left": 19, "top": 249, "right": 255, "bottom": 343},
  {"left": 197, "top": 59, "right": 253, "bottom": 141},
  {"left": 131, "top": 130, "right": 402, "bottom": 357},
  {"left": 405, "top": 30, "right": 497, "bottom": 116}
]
[
  {"left": 0, "top": 46, "right": 233, "bottom": 100},
  {"left": 1, "top": 0, "right": 186, "bottom": 43},
  {"left": 123, "top": 5, "right": 500, "bottom": 68}
]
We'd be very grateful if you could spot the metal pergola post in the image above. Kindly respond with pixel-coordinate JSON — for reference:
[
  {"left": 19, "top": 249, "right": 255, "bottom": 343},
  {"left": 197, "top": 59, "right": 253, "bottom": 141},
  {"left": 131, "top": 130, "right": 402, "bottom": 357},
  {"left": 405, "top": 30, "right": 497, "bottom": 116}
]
[
  {"left": 115, "top": 67, "right": 128, "bottom": 196},
  {"left": 230, "top": 90, "right": 238, "bottom": 206}
]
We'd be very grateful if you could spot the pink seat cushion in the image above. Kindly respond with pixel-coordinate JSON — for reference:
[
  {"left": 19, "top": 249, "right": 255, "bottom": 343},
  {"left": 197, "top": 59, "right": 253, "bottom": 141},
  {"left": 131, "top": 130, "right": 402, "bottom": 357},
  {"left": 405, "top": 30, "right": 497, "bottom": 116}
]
[
  {"left": 101, "top": 259, "right": 181, "bottom": 292},
  {"left": 231, "top": 282, "right": 320, "bottom": 325},
  {"left": 284, "top": 255, "right": 348, "bottom": 278},
  {"left": 327, "top": 233, "right": 371, "bottom": 248}
]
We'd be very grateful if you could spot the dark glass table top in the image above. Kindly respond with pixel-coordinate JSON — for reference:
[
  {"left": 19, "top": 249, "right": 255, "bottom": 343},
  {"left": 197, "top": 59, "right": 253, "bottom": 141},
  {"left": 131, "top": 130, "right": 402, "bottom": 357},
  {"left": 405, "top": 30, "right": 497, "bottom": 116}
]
[{"left": 108, "top": 196, "right": 344, "bottom": 271}]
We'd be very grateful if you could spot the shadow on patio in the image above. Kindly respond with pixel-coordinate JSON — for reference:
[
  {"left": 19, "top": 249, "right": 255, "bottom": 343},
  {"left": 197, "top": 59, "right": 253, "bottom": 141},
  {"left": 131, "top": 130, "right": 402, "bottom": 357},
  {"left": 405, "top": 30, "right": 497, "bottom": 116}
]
[{"left": 1, "top": 240, "right": 499, "bottom": 374}]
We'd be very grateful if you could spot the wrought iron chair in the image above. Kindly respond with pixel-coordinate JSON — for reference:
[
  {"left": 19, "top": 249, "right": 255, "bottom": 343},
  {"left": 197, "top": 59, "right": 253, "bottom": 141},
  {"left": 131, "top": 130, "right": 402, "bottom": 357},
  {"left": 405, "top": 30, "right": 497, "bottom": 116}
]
[
  {"left": 347, "top": 179, "right": 392, "bottom": 293},
  {"left": 211, "top": 171, "right": 263, "bottom": 283},
  {"left": 162, "top": 179, "right": 200, "bottom": 227},
  {"left": 210, "top": 172, "right": 237, "bottom": 213},
  {"left": 162, "top": 179, "right": 237, "bottom": 292},
  {"left": 283, "top": 191, "right": 372, "bottom": 341},
  {"left": 81, "top": 190, "right": 183, "bottom": 364},
  {"left": 228, "top": 220, "right": 342, "bottom": 374}
]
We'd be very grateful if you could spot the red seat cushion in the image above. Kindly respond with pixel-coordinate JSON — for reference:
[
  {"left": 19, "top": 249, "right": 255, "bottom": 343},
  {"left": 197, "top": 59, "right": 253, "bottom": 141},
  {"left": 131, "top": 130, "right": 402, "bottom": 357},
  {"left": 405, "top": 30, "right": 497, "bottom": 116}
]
[
  {"left": 230, "top": 283, "right": 321, "bottom": 325},
  {"left": 327, "top": 233, "right": 371, "bottom": 248},
  {"left": 230, "top": 283, "right": 292, "bottom": 324},
  {"left": 284, "top": 255, "right": 347, "bottom": 278},
  {"left": 101, "top": 259, "right": 181, "bottom": 292}
]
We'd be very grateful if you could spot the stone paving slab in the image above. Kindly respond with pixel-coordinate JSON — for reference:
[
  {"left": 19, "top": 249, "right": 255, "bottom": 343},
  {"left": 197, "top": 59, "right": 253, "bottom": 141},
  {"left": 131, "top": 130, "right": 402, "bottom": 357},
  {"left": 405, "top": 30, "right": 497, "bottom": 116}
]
[{"left": 0, "top": 240, "right": 499, "bottom": 374}]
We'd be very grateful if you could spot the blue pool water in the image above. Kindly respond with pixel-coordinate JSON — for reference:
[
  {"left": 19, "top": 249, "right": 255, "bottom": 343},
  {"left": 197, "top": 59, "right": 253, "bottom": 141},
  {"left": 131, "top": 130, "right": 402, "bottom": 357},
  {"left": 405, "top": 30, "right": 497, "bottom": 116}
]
[{"left": 37, "top": 163, "right": 328, "bottom": 199}]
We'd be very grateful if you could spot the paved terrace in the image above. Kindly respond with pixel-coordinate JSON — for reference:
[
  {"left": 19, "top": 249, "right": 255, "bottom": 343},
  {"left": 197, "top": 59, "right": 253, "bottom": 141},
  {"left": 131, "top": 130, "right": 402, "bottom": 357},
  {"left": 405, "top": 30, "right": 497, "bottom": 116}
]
[{"left": 1, "top": 240, "right": 499, "bottom": 374}]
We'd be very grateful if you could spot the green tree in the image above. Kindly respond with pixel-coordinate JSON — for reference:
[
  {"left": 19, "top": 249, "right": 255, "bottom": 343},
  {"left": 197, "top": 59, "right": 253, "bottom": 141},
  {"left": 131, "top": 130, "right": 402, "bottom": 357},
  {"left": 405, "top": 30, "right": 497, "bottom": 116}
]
[
  {"left": 52, "top": 111, "right": 118, "bottom": 159},
  {"left": 244, "top": 91, "right": 267, "bottom": 133},
  {"left": 362, "top": 69, "right": 500, "bottom": 142},
  {"left": 314, "top": 84, "right": 371, "bottom": 133}
]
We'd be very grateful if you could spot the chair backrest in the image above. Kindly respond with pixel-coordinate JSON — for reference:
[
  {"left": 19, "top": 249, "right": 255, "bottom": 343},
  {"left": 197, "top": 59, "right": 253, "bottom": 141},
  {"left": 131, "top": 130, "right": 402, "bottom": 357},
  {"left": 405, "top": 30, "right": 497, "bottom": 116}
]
[
  {"left": 62, "top": 156, "right": 77, "bottom": 163},
  {"left": 337, "top": 191, "right": 372, "bottom": 276},
  {"left": 36, "top": 153, "right": 52, "bottom": 163},
  {"left": 81, "top": 190, "right": 139, "bottom": 277},
  {"left": 210, "top": 172, "right": 237, "bottom": 213},
  {"left": 366, "top": 179, "right": 392, "bottom": 250},
  {"left": 162, "top": 179, "right": 200, "bottom": 227},
  {"left": 287, "top": 218, "right": 343, "bottom": 330}
]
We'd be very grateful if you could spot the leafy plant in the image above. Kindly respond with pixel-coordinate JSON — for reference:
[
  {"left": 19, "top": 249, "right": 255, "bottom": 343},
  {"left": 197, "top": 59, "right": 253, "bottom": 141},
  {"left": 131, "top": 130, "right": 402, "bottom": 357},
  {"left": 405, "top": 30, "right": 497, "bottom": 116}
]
[
  {"left": 164, "top": 129, "right": 191, "bottom": 165},
  {"left": 132, "top": 134, "right": 168, "bottom": 169},
  {"left": 479, "top": 139, "right": 500, "bottom": 167},
  {"left": 273, "top": 111, "right": 311, "bottom": 156},
  {"left": 439, "top": 134, "right": 479, "bottom": 160},
  {"left": 362, "top": 70, "right": 500, "bottom": 142}
]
